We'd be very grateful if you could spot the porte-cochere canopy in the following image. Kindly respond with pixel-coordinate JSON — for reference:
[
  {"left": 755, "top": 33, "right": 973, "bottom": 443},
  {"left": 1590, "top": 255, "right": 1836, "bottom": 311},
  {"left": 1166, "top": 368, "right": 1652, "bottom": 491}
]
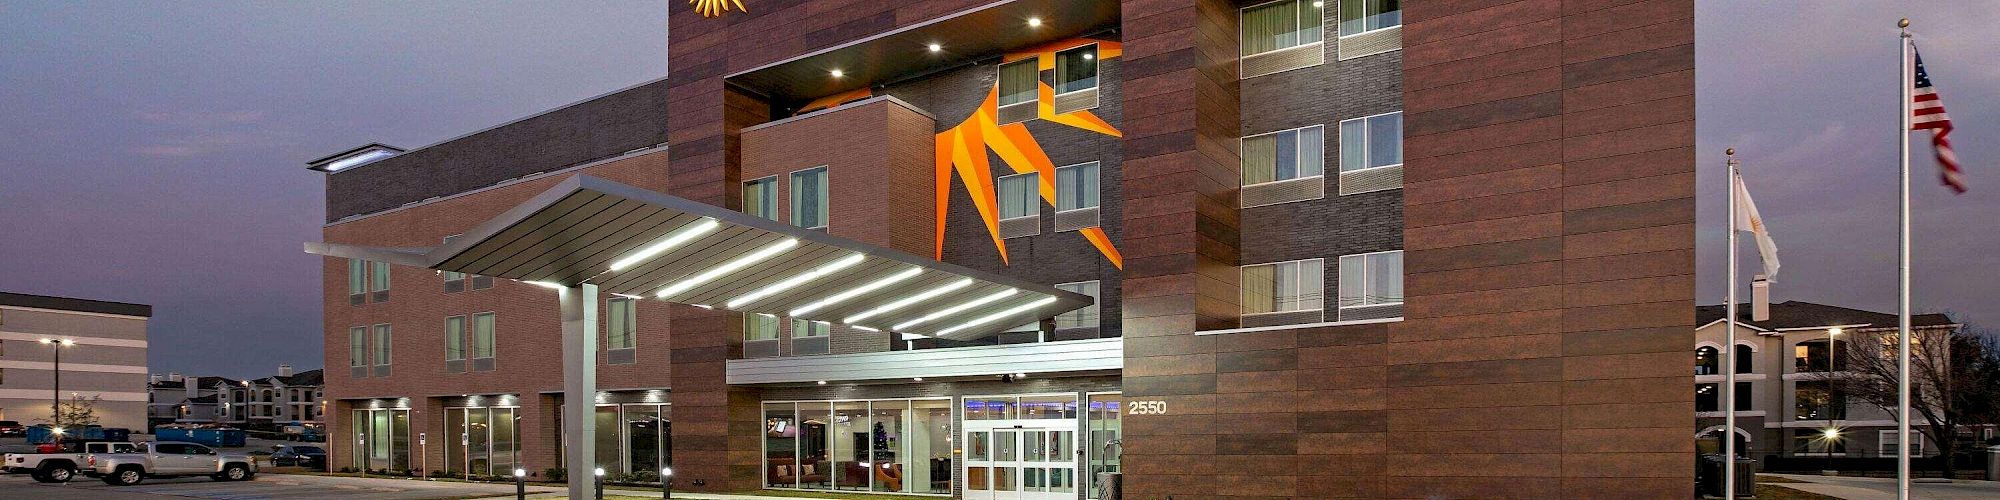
[{"left": 307, "top": 175, "right": 1089, "bottom": 341}]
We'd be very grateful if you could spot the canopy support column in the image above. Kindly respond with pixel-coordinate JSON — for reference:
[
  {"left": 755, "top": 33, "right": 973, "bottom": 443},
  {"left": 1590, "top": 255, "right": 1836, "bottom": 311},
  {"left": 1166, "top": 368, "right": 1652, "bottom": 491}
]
[{"left": 560, "top": 284, "right": 599, "bottom": 499}]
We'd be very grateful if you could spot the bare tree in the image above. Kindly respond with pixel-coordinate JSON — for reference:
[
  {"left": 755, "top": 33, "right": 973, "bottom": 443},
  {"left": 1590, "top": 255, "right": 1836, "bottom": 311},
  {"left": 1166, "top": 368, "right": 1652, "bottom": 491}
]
[
  {"left": 1828, "top": 325, "right": 1996, "bottom": 479},
  {"left": 33, "top": 394, "right": 104, "bottom": 438}
]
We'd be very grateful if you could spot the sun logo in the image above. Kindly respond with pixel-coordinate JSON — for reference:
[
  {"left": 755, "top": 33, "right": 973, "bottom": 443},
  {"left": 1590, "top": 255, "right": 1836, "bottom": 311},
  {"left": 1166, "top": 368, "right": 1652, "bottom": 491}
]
[{"left": 690, "top": 0, "right": 746, "bottom": 17}]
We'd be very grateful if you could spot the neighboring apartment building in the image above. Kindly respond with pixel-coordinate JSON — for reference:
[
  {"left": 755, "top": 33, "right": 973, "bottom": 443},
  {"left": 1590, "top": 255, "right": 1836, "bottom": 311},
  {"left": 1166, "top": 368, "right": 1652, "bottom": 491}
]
[
  {"left": 1693, "top": 279, "right": 1960, "bottom": 459},
  {"left": 310, "top": 1, "right": 1697, "bottom": 498},
  {"left": 154, "top": 367, "right": 326, "bottom": 432},
  {"left": 0, "top": 291, "right": 152, "bottom": 430}
]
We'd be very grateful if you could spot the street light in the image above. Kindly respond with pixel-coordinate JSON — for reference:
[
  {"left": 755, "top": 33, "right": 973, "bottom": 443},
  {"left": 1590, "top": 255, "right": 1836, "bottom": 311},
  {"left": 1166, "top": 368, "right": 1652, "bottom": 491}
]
[
  {"left": 594, "top": 467, "right": 606, "bottom": 500},
  {"left": 661, "top": 466, "right": 673, "bottom": 499},
  {"left": 38, "top": 338, "right": 74, "bottom": 435},
  {"left": 1826, "top": 326, "right": 1844, "bottom": 453}
]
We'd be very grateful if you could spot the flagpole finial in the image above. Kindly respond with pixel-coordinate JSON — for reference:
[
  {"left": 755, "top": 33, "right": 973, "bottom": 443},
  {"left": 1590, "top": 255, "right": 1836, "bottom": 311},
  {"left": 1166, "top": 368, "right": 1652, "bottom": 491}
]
[
  {"left": 1899, "top": 18, "right": 1910, "bottom": 28},
  {"left": 1725, "top": 148, "right": 1735, "bottom": 156}
]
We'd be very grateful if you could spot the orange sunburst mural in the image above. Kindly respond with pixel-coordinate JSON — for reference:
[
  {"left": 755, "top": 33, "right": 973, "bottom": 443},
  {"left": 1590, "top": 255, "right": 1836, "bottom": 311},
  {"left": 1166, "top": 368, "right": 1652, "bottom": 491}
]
[
  {"left": 934, "top": 38, "right": 1124, "bottom": 268},
  {"left": 689, "top": 0, "right": 746, "bottom": 17}
]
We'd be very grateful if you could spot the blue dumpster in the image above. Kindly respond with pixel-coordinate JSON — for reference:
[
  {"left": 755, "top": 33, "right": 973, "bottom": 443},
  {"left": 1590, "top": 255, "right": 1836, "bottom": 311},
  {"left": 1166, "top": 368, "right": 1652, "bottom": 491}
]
[
  {"left": 27, "top": 425, "right": 113, "bottom": 444},
  {"left": 156, "top": 427, "right": 247, "bottom": 447}
]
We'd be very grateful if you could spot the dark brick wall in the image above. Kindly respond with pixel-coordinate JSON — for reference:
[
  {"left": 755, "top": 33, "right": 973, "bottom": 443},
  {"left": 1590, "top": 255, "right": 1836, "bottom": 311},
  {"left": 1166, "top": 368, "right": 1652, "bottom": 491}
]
[
  {"left": 324, "top": 78, "right": 672, "bottom": 222},
  {"left": 1238, "top": 48, "right": 1405, "bottom": 277}
]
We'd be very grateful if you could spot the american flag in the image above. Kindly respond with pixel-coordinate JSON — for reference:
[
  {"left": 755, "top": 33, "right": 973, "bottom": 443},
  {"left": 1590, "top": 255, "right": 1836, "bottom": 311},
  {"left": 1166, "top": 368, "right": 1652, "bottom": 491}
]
[{"left": 1912, "top": 46, "right": 1966, "bottom": 193}]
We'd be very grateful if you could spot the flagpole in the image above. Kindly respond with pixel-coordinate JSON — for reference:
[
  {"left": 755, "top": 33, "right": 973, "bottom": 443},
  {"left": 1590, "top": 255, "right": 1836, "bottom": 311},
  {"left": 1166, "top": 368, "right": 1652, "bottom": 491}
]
[
  {"left": 1724, "top": 147, "right": 1740, "bottom": 500},
  {"left": 1896, "top": 17, "right": 1913, "bottom": 500}
]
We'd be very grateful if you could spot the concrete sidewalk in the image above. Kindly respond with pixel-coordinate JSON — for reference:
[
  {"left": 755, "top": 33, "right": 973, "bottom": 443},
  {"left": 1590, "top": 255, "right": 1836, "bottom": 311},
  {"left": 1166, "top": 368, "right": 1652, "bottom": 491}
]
[
  {"left": 1765, "top": 474, "right": 2000, "bottom": 500},
  {"left": 475, "top": 488, "right": 842, "bottom": 500}
]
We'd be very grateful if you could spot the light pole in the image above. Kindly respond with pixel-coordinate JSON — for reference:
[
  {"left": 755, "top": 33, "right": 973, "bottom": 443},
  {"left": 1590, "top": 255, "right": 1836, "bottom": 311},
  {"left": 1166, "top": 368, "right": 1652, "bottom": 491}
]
[
  {"left": 661, "top": 466, "right": 672, "bottom": 499},
  {"left": 1822, "top": 327, "right": 1844, "bottom": 457},
  {"left": 38, "top": 338, "right": 74, "bottom": 432}
]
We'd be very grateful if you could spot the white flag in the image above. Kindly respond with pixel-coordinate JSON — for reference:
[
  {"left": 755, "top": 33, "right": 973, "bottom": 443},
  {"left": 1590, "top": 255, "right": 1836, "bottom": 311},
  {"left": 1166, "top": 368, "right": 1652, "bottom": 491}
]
[{"left": 1733, "top": 174, "right": 1780, "bottom": 279}]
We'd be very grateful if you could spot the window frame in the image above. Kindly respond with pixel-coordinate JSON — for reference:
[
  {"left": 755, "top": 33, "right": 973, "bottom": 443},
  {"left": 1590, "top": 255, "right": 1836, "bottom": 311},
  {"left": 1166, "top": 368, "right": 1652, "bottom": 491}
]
[
  {"left": 744, "top": 175, "right": 779, "bottom": 221},
  {"left": 606, "top": 297, "right": 638, "bottom": 351},
  {"left": 996, "top": 58, "right": 1041, "bottom": 108},
  {"left": 471, "top": 312, "right": 497, "bottom": 361},
  {"left": 1336, "top": 0, "right": 1402, "bottom": 38},
  {"left": 348, "top": 326, "right": 367, "bottom": 368},
  {"left": 997, "top": 171, "right": 1042, "bottom": 220},
  {"left": 370, "top": 261, "right": 391, "bottom": 292},
  {"left": 1239, "top": 258, "right": 1325, "bottom": 316},
  {"left": 1053, "top": 281, "right": 1101, "bottom": 330},
  {"left": 445, "top": 315, "right": 466, "bottom": 362},
  {"left": 372, "top": 324, "right": 392, "bottom": 367},
  {"left": 348, "top": 259, "right": 367, "bottom": 300},
  {"left": 1239, "top": 0, "right": 1325, "bottom": 57},
  {"left": 1336, "top": 250, "right": 1404, "bottom": 310},
  {"left": 791, "top": 318, "right": 829, "bottom": 338},
  {"left": 1054, "top": 161, "right": 1101, "bottom": 213},
  {"left": 1240, "top": 124, "right": 1326, "bottom": 187},
  {"left": 1337, "top": 111, "right": 1403, "bottom": 174},
  {"left": 1053, "top": 43, "right": 1101, "bottom": 96},
  {"left": 745, "top": 313, "right": 781, "bottom": 342},
  {"left": 788, "top": 166, "right": 830, "bottom": 230}
]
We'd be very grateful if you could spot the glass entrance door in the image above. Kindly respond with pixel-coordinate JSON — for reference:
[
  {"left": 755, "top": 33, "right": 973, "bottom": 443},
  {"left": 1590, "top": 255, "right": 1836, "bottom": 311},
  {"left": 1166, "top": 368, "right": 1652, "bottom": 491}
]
[{"left": 964, "top": 427, "right": 1076, "bottom": 500}]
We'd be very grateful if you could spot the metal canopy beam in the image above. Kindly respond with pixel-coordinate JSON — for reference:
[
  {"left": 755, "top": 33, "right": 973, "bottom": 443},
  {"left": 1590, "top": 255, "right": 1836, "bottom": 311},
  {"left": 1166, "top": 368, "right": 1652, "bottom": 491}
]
[{"left": 307, "top": 175, "right": 1089, "bottom": 341}]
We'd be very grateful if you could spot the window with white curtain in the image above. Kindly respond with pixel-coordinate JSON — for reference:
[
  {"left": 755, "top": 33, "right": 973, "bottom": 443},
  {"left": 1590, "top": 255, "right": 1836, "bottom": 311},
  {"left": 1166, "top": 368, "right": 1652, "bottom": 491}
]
[
  {"left": 348, "top": 326, "right": 367, "bottom": 368},
  {"left": 1056, "top": 162, "right": 1100, "bottom": 211},
  {"left": 1337, "top": 251, "right": 1404, "bottom": 309},
  {"left": 472, "top": 313, "right": 496, "bottom": 360},
  {"left": 792, "top": 319, "right": 829, "bottom": 338},
  {"left": 789, "top": 167, "right": 829, "bottom": 229},
  {"left": 1338, "top": 0, "right": 1401, "bottom": 37},
  {"left": 607, "top": 298, "right": 637, "bottom": 350},
  {"left": 445, "top": 316, "right": 466, "bottom": 362},
  {"left": 1242, "top": 125, "right": 1325, "bottom": 185},
  {"left": 372, "top": 324, "right": 392, "bottom": 367},
  {"left": 348, "top": 260, "right": 366, "bottom": 297},
  {"left": 998, "top": 172, "right": 1040, "bottom": 219},
  {"left": 1241, "top": 0, "right": 1323, "bottom": 56},
  {"left": 1055, "top": 281, "right": 1101, "bottom": 329},
  {"left": 746, "top": 314, "right": 780, "bottom": 341},
  {"left": 745, "top": 176, "right": 777, "bottom": 221},
  {"left": 1241, "top": 259, "right": 1324, "bottom": 314},
  {"left": 998, "top": 60, "right": 1039, "bottom": 107},
  {"left": 370, "top": 261, "right": 391, "bottom": 292},
  {"left": 1339, "top": 112, "right": 1403, "bottom": 172}
]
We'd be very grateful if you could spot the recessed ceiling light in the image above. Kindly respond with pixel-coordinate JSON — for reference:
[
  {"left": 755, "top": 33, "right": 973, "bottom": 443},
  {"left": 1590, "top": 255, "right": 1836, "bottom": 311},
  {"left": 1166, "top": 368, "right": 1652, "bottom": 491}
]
[
  {"left": 913, "top": 377, "right": 924, "bottom": 382},
  {"left": 892, "top": 289, "right": 1017, "bottom": 331},
  {"left": 1027, "top": 17, "right": 1042, "bottom": 27},
  {"left": 927, "top": 43, "right": 942, "bottom": 52},
  {"left": 656, "top": 238, "right": 800, "bottom": 298},
  {"left": 816, "top": 380, "right": 827, "bottom": 385},
  {"left": 792, "top": 267, "right": 922, "bottom": 316},
  {"left": 830, "top": 69, "right": 844, "bottom": 78},
  {"left": 1082, "top": 53, "right": 1094, "bottom": 60},
  {"left": 1313, "top": 1, "right": 1323, "bottom": 7},
  {"left": 845, "top": 277, "right": 974, "bottom": 324}
]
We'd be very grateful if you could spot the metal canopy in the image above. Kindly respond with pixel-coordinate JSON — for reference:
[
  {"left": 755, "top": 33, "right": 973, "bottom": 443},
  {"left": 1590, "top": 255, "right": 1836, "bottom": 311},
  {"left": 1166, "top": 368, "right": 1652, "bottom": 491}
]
[{"left": 307, "top": 175, "right": 1089, "bottom": 341}]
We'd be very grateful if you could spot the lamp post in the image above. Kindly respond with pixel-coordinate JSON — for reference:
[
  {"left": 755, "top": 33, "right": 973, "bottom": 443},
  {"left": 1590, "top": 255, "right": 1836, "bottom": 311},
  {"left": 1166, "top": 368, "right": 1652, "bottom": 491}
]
[
  {"left": 38, "top": 338, "right": 74, "bottom": 433},
  {"left": 514, "top": 468, "right": 527, "bottom": 500},
  {"left": 1827, "top": 327, "right": 1843, "bottom": 455},
  {"left": 594, "top": 467, "right": 605, "bottom": 500},
  {"left": 661, "top": 466, "right": 672, "bottom": 499}
]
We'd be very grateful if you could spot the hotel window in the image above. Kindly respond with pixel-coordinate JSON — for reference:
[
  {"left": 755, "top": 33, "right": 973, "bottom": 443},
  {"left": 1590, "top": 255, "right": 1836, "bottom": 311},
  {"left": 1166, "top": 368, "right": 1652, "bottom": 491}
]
[
  {"left": 1695, "top": 382, "right": 1752, "bottom": 412},
  {"left": 998, "top": 59, "right": 1039, "bottom": 107},
  {"left": 1054, "top": 44, "right": 1099, "bottom": 94},
  {"left": 1055, "top": 162, "right": 1099, "bottom": 211},
  {"left": 999, "top": 173, "right": 1040, "bottom": 218},
  {"left": 1879, "top": 430, "right": 1924, "bottom": 457},
  {"left": 372, "top": 324, "right": 392, "bottom": 376},
  {"left": 1241, "top": 259, "right": 1323, "bottom": 315},
  {"left": 1055, "top": 281, "right": 1101, "bottom": 330},
  {"left": 445, "top": 315, "right": 466, "bottom": 373},
  {"left": 606, "top": 298, "right": 637, "bottom": 364},
  {"left": 1339, "top": 112, "right": 1402, "bottom": 172},
  {"left": 745, "top": 314, "right": 780, "bottom": 358},
  {"left": 348, "top": 259, "right": 367, "bottom": 305},
  {"left": 1241, "top": 0, "right": 1322, "bottom": 56},
  {"left": 348, "top": 326, "right": 366, "bottom": 372},
  {"left": 472, "top": 312, "right": 496, "bottom": 371},
  {"left": 790, "top": 166, "right": 829, "bottom": 230},
  {"left": 1794, "top": 339, "right": 1846, "bottom": 373},
  {"left": 1337, "top": 0, "right": 1401, "bottom": 37},
  {"left": 442, "top": 235, "right": 466, "bottom": 292},
  {"left": 1794, "top": 380, "right": 1845, "bottom": 421},
  {"left": 1242, "top": 126, "right": 1324, "bottom": 185},
  {"left": 471, "top": 274, "right": 493, "bottom": 290},
  {"left": 370, "top": 261, "right": 391, "bottom": 302},
  {"left": 1338, "top": 112, "right": 1403, "bottom": 194},
  {"left": 1736, "top": 344, "right": 1755, "bottom": 374},
  {"left": 745, "top": 176, "right": 778, "bottom": 221},
  {"left": 998, "top": 172, "right": 1041, "bottom": 239},
  {"left": 1337, "top": 250, "right": 1403, "bottom": 320},
  {"left": 792, "top": 319, "right": 829, "bottom": 356}
]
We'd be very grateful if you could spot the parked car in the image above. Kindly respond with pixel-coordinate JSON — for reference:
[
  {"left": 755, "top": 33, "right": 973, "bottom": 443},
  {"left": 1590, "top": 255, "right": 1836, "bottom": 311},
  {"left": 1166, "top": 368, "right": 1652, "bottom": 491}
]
[
  {"left": 85, "top": 441, "right": 257, "bottom": 485},
  {"left": 3, "top": 441, "right": 139, "bottom": 483},
  {"left": 268, "top": 445, "right": 326, "bottom": 470},
  {"left": 0, "top": 421, "right": 27, "bottom": 437}
]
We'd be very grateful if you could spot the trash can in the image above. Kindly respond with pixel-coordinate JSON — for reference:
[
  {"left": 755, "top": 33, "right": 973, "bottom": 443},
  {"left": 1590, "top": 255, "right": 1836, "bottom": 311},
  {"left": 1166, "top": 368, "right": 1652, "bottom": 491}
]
[
  {"left": 1697, "top": 454, "right": 1756, "bottom": 498},
  {"left": 1986, "top": 446, "right": 1999, "bottom": 483},
  {"left": 1095, "top": 472, "right": 1121, "bottom": 500}
]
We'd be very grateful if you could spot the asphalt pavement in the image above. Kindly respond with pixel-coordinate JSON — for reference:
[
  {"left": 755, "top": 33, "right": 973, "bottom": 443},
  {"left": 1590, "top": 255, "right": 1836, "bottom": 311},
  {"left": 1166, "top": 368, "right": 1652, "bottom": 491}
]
[{"left": 0, "top": 471, "right": 559, "bottom": 500}]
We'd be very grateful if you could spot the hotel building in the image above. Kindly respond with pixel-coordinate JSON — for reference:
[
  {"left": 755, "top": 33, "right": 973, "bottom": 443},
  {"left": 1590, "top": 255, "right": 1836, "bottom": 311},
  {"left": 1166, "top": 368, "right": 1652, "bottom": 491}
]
[
  {"left": 310, "top": 1, "right": 1699, "bottom": 498},
  {"left": 0, "top": 291, "right": 152, "bottom": 430}
]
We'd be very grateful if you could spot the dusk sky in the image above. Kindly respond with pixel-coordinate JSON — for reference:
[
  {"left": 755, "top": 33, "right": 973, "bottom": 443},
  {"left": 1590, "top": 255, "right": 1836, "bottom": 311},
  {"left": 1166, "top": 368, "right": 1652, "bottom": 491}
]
[{"left": 1, "top": 2, "right": 1994, "bottom": 379}]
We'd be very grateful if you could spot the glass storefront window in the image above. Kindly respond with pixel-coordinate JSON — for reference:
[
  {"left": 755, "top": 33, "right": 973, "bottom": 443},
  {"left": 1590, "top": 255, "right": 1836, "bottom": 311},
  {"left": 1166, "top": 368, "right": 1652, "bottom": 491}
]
[
  {"left": 595, "top": 405, "right": 620, "bottom": 473},
  {"left": 1020, "top": 396, "right": 1078, "bottom": 420},
  {"left": 626, "top": 405, "right": 663, "bottom": 476},
  {"left": 1086, "top": 394, "right": 1122, "bottom": 499},
  {"left": 351, "top": 408, "right": 412, "bottom": 473},
  {"left": 467, "top": 409, "right": 491, "bottom": 475},
  {"left": 446, "top": 406, "right": 522, "bottom": 477},
  {"left": 761, "top": 398, "right": 950, "bottom": 494}
]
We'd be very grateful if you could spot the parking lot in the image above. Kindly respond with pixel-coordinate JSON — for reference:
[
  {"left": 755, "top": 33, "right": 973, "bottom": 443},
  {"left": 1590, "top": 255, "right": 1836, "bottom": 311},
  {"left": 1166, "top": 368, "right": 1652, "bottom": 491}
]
[{"left": 0, "top": 471, "right": 559, "bottom": 500}]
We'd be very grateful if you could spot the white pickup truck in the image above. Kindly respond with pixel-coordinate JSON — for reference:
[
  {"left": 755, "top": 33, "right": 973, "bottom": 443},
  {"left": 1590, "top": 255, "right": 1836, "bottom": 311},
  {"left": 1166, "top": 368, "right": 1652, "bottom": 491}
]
[
  {"left": 2, "top": 441, "right": 139, "bottom": 483},
  {"left": 86, "top": 441, "right": 257, "bottom": 485}
]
